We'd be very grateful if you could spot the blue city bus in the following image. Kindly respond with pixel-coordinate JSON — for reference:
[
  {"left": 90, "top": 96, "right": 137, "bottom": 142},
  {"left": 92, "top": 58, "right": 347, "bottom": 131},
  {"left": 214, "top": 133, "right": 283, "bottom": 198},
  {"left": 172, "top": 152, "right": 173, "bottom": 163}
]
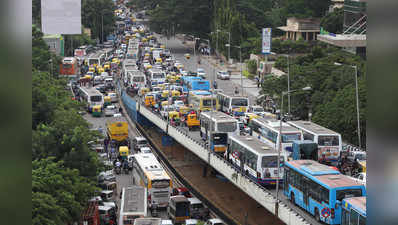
[
  {"left": 283, "top": 160, "right": 366, "bottom": 224},
  {"left": 187, "top": 80, "right": 210, "bottom": 92},
  {"left": 181, "top": 76, "right": 202, "bottom": 93},
  {"left": 341, "top": 197, "right": 366, "bottom": 225}
]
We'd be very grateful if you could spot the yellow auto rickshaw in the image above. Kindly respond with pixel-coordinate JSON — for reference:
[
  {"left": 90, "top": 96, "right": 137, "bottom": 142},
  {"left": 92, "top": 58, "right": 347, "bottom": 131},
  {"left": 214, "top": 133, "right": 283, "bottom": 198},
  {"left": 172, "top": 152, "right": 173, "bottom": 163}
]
[
  {"left": 92, "top": 105, "right": 102, "bottom": 117},
  {"left": 112, "top": 58, "right": 120, "bottom": 65},
  {"left": 104, "top": 96, "right": 111, "bottom": 107},
  {"left": 84, "top": 75, "right": 92, "bottom": 80},
  {"left": 156, "top": 58, "right": 163, "bottom": 63},
  {"left": 145, "top": 94, "right": 155, "bottom": 106},
  {"left": 104, "top": 63, "right": 111, "bottom": 71},
  {"left": 179, "top": 106, "right": 190, "bottom": 115},
  {"left": 142, "top": 38, "right": 148, "bottom": 42},
  {"left": 168, "top": 111, "right": 181, "bottom": 126},
  {"left": 119, "top": 146, "right": 129, "bottom": 160},
  {"left": 161, "top": 101, "right": 170, "bottom": 107},
  {"left": 184, "top": 53, "right": 190, "bottom": 59},
  {"left": 144, "top": 53, "right": 150, "bottom": 58},
  {"left": 98, "top": 66, "right": 105, "bottom": 74},
  {"left": 245, "top": 113, "right": 260, "bottom": 124},
  {"left": 185, "top": 112, "right": 200, "bottom": 131},
  {"left": 161, "top": 90, "right": 170, "bottom": 98},
  {"left": 139, "top": 87, "right": 150, "bottom": 96},
  {"left": 144, "top": 64, "right": 152, "bottom": 70},
  {"left": 89, "top": 66, "right": 95, "bottom": 72},
  {"left": 166, "top": 74, "right": 176, "bottom": 83}
]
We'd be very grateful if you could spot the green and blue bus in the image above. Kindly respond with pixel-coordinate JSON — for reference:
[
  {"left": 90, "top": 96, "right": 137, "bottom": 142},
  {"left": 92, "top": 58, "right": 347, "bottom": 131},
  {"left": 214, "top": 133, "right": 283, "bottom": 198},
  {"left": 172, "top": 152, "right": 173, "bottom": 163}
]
[
  {"left": 341, "top": 196, "right": 366, "bottom": 225},
  {"left": 283, "top": 160, "right": 366, "bottom": 224}
]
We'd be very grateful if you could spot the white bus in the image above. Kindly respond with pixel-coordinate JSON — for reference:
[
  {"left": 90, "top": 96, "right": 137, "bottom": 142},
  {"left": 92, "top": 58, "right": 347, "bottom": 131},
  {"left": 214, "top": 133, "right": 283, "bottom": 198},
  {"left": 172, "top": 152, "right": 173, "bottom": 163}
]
[
  {"left": 87, "top": 52, "right": 106, "bottom": 67},
  {"left": 148, "top": 69, "right": 166, "bottom": 84},
  {"left": 128, "top": 70, "right": 146, "bottom": 88},
  {"left": 119, "top": 186, "right": 147, "bottom": 225},
  {"left": 199, "top": 111, "right": 239, "bottom": 153},
  {"left": 78, "top": 86, "right": 104, "bottom": 112},
  {"left": 227, "top": 135, "right": 286, "bottom": 186},
  {"left": 132, "top": 153, "right": 172, "bottom": 209},
  {"left": 287, "top": 120, "right": 342, "bottom": 164},
  {"left": 216, "top": 92, "right": 249, "bottom": 116},
  {"left": 249, "top": 117, "right": 302, "bottom": 155}
]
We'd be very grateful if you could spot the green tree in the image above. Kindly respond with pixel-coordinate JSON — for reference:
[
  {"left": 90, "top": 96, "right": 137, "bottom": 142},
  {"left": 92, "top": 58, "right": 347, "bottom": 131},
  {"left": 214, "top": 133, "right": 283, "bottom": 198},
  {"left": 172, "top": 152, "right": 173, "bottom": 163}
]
[
  {"left": 32, "top": 157, "right": 100, "bottom": 225},
  {"left": 320, "top": 8, "right": 344, "bottom": 33},
  {"left": 247, "top": 59, "right": 257, "bottom": 74},
  {"left": 282, "top": 0, "right": 331, "bottom": 18}
]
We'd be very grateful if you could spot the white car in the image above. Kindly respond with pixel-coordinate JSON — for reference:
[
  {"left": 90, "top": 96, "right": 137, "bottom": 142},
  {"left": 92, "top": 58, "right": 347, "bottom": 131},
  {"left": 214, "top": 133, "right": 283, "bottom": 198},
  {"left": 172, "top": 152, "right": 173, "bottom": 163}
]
[
  {"left": 104, "top": 105, "right": 118, "bottom": 117},
  {"left": 205, "top": 218, "right": 225, "bottom": 225},
  {"left": 108, "top": 92, "right": 118, "bottom": 103},
  {"left": 197, "top": 68, "right": 206, "bottom": 78},
  {"left": 350, "top": 172, "right": 366, "bottom": 186},
  {"left": 217, "top": 70, "right": 230, "bottom": 80},
  {"left": 250, "top": 105, "right": 266, "bottom": 116},
  {"left": 174, "top": 100, "right": 185, "bottom": 110},
  {"left": 139, "top": 147, "right": 152, "bottom": 154},
  {"left": 160, "top": 105, "right": 176, "bottom": 119},
  {"left": 121, "top": 44, "right": 127, "bottom": 49}
]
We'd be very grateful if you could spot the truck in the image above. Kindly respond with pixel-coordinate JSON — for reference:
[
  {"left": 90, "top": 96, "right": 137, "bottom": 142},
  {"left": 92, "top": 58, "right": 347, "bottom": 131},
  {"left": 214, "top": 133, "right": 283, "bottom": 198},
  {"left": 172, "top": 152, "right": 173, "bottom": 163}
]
[
  {"left": 167, "top": 195, "right": 190, "bottom": 225},
  {"left": 106, "top": 117, "right": 129, "bottom": 144},
  {"left": 119, "top": 186, "right": 147, "bottom": 225}
]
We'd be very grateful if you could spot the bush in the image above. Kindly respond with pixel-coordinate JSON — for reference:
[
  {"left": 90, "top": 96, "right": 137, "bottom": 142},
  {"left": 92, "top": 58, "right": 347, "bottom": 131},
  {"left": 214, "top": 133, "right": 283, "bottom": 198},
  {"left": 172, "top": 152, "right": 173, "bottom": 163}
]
[
  {"left": 243, "top": 70, "right": 255, "bottom": 79},
  {"left": 247, "top": 60, "right": 257, "bottom": 74}
]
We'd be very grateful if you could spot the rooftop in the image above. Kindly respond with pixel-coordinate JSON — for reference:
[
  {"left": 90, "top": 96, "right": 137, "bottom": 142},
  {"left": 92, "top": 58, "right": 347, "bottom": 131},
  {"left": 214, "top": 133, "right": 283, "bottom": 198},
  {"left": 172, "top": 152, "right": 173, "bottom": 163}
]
[
  {"left": 122, "top": 186, "right": 146, "bottom": 214},
  {"left": 317, "top": 34, "right": 366, "bottom": 47},
  {"left": 134, "top": 218, "right": 162, "bottom": 225}
]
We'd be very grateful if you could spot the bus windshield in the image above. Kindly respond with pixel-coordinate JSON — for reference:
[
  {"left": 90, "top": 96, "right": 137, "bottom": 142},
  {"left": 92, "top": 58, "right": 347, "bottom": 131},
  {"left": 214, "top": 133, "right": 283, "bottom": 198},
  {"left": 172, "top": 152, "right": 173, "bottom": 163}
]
[
  {"left": 231, "top": 98, "right": 248, "bottom": 106},
  {"left": 212, "top": 133, "right": 228, "bottom": 145},
  {"left": 262, "top": 156, "right": 283, "bottom": 168},
  {"left": 90, "top": 95, "right": 102, "bottom": 102},
  {"left": 217, "top": 122, "right": 237, "bottom": 133},
  {"left": 88, "top": 59, "right": 99, "bottom": 65},
  {"left": 281, "top": 133, "right": 301, "bottom": 143},
  {"left": 318, "top": 135, "right": 339, "bottom": 146},
  {"left": 133, "top": 76, "right": 145, "bottom": 82},
  {"left": 62, "top": 64, "right": 72, "bottom": 68},
  {"left": 202, "top": 99, "right": 217, "bottom": 107},
  {"left": 176, "top": 202, "right": 190, "bottom": 217},
  {"left": 152, "top": 180, "right": 170, "bottom": 188},
  {"left": 336, "top": 189, "right": 363, "bottom": 201},
  {"left": 153, "top": 73, "right": 165, "bottom": 79}
]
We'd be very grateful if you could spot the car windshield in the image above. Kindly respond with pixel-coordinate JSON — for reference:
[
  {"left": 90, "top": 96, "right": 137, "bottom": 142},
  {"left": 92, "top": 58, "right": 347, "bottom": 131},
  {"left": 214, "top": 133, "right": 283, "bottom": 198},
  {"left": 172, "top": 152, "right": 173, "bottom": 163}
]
[
  {"left": 217, "top": 122, "right": 237, "bottom": 133},
  {"left": 231, "top": 98, "right": 248, "bottom": 106},
  {"left": 253, "top": 107, "right": 264, "bottom": 112},
  {"left": 212, "top": 133, "right": 228, "bottom": 145},
  {"left": 220, "top": 71, "right": 228, "bottom": 75},
  {"left": 197, "top": 69, "right": 204, "bottom": 72},
  {"left": 355, "top": 153, "right": 366, "bottom": 160}
]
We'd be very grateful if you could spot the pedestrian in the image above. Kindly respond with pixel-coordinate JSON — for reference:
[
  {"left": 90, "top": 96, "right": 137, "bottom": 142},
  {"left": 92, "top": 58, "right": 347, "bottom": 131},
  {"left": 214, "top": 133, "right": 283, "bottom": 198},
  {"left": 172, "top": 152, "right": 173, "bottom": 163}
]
[
  {"left": 234, "top": 86, "right": 239, "bottom": 95},
  {"left": 256, "top": 77, "right": 260, "bottom": 88}
]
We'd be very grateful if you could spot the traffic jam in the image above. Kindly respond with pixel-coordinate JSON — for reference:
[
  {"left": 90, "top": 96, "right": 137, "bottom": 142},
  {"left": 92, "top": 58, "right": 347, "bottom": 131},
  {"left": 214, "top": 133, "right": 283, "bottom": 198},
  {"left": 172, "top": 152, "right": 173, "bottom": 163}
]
[{"left": 65, "top": 2, "right": 367, "bottom": 225}]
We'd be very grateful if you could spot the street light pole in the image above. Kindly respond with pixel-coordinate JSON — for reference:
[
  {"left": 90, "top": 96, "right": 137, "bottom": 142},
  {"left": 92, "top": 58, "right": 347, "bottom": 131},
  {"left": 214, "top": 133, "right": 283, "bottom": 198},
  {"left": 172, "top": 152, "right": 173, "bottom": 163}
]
[
  {"left": 228, "top": 31, "right": 231, "bottom": 64},
  {"left": 353, "top": 65, "right": 361, "bottom": 148},
  {"left": 101, "top": 13, "right": 104, "bottom": 44},
  {"left": 287, "top": 55, "right": 290, "bottom": 115},
  {"left": 275, "top": 86, "right": 311, "bottom": 216},
  {"left": 334, "top": 63, "right": 361, "bottom": 148}
]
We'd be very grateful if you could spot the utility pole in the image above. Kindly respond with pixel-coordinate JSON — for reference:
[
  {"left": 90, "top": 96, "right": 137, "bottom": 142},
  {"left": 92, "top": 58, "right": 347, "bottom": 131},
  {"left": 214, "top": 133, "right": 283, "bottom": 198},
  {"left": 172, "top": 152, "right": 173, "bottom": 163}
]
[{"left": 101, "top": 13, "right": 104, "bottom": 44}]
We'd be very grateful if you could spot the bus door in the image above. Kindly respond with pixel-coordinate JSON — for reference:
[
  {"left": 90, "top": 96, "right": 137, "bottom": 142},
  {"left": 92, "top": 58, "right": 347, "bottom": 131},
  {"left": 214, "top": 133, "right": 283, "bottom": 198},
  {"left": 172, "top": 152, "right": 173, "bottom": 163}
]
[{"left": 303, "top": 177, "right": 310, "bottom": 209}]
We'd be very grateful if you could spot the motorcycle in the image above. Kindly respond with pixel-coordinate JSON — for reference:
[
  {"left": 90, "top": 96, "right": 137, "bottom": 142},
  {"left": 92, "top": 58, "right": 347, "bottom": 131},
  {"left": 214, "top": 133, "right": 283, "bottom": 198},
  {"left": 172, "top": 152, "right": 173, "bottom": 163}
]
[{"left": 115, "top": 166, "right": 121, "bottom": 175}]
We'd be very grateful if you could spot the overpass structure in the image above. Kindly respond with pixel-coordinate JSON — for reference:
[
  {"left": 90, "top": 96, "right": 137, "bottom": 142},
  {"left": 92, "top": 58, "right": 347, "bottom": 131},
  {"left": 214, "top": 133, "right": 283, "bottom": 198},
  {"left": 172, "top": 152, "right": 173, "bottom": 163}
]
[{"left": 120, "top": 89, "right": 318, "bottom": 225}]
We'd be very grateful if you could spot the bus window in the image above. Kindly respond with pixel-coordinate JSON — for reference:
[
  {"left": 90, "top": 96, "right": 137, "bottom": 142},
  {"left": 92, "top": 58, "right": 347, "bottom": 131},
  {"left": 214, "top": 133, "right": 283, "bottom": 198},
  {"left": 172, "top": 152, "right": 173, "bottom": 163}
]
[
  {"left": 90, "top": 95, "right": 102, "bottom": 102},
  {"left": 231, "top": 98, "right": 248, "bottom": 106},
  {"left": 318, "top": 135, "right": 339, "bottom": 146},
  {"left": 212, "top": 133, "right": 227, "bottom": 145},
  {"left": 336, "top": 189, "right": 363, "bottom": 201},
  {"left": 358, "top": 214, "right": 366, "bottom": 225},
  {"left": 217, "top": 122, "right": 237, "bottom": 133},
  {"left": 281, "top": 133, "right": 301, "bottom": 143},
  {"left": 261, "top": 156, "right": 279, "bottom": 168}
]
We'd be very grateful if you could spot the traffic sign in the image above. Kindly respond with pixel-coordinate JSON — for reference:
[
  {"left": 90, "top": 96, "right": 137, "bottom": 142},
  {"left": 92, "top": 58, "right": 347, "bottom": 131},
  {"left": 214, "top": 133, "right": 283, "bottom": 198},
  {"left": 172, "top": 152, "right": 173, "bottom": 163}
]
[{"left": 321, "top": 207, "right": 331, "bottom": 218}]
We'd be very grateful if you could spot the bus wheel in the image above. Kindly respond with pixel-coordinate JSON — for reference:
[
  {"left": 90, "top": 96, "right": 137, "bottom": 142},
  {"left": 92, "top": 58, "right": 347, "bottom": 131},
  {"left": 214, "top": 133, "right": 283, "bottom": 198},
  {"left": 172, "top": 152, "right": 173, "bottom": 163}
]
[
  {"left": 314, "top": 208, "right": 320, "bottom": 222},
  {"left": 290, "top": 192, "right": 295, "bottom": 205}
]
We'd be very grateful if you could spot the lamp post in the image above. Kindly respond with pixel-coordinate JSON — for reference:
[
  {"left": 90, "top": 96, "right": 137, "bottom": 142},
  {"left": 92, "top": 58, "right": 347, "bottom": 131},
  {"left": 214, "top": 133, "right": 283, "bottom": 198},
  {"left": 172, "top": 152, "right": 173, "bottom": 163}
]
[
  {"left": 275, "top": 86, "right": 311, "bottom": 216},
  {"left": 231, "top": 45, "right": 242, "bottom": 95},
  {"left": 217, "top": 30, "right": 231, "bottom": 63},
  {"left": 271, "top": 52, "right": 291, "bottom": 114},
  {"left": 334, "top": 62, "right": 361, "bottom": 149}
]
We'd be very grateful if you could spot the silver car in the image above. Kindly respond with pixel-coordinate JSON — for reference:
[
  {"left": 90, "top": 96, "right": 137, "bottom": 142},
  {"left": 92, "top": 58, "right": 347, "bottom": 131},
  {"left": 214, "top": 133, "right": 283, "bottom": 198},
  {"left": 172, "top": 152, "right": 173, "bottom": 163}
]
[
  {"left": 217, "top": 71, "right": 230, "bottom": 80},
  {"left": 104, "top": 105, "right": 118, "bottom": 117}
]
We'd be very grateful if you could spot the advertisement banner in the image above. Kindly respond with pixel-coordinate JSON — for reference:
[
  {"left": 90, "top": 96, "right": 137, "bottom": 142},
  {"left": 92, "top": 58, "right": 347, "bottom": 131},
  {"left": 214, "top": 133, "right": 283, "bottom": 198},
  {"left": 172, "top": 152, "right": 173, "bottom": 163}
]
[
  {"left": 42, "top": 0, "right": 82, "bottom": 34},
  {"left": 262, "top": 28, "right": 272, "bottom": 54}
]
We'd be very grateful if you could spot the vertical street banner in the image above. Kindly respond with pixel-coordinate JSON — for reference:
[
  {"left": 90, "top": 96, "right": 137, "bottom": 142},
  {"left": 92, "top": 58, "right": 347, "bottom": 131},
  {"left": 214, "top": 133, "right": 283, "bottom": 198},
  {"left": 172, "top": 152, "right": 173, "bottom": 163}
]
[
  {"left": 41, "top": 0, "right": 81, "bottom": 34},
  {"left": 262, "top": 28, "right": 272, "bottom": 54}
]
